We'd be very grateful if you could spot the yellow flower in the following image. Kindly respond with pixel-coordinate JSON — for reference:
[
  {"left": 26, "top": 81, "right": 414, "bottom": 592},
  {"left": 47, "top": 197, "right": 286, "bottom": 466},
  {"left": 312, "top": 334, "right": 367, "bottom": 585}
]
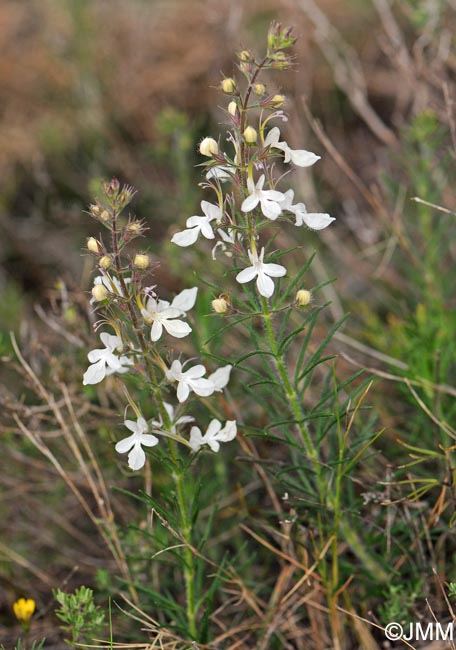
[{"left": 13, "top": 598, "right": 36, "bottom": 624}]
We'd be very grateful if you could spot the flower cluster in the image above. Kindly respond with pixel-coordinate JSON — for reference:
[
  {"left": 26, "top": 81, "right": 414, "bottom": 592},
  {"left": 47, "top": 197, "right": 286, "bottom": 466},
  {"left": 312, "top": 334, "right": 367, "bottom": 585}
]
[
  {"left": 83, "top": 180, "right": 237, "bottom": 471},
  {"left": 170, "top": 29, "right": 335, "bottom": 300}
]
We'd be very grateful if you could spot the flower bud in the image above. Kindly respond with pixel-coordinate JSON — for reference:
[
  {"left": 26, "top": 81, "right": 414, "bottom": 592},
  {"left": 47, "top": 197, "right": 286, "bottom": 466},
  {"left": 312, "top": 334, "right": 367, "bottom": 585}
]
[
  {"left": 212, "top": 294, "right": 230, "bottom": 314},
  {"left": 100, "top": 209, "right": 111, "bottom": 222},
  {"left": 199, "top": 137, "right": 219, "bottom": 157},
  {"left": 296, "top": 289, "right": 311, "bottom": 307},
  {"left": 243, "top": 126, "right": 258, "bottom": 144},
  {"left": 253, "top": 83, "right": 266, "bottom": 96},
  {"left": 87, "top": 237, "right": 99, "bottom": 253},
  {"left": 228, "top": 101, "right": 238, "bottom": 117},
  {"left": 221, "top": 77, "right": 236, "bottom": 94},
  {"left": 134, "top": 253, "right": 150, "bottom": 270},
  {"left": 99, "top": 255, "right": 111, "bottom": 270},
  {"left": 91, "top": 284, "right": 108, "bottom": 301},
  {"left": 271, "top": 94, "right": 285, "bottom": 108}
]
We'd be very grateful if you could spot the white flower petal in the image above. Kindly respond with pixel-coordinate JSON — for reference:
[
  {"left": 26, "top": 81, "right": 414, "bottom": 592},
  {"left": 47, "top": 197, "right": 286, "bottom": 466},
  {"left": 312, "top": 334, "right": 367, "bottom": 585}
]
[
  {"left": 208, "top": 365, "right": 232, "bottom": 391},
  {"left": 241, "top": 194, "right": 259, "bottom": 213},
  {"left": 201, "top": 201, "right": 222, "bottom": 221},
  {"left": 288, "top": 149, "right": 320, "bottom": 167},
  {"left": 236, "top": 266, "right": 257, "bottom": 284},
  {"left": 260, "top": 198, "right": 282, "bottom": 220},
  {"left": 256, "top": 271, "right": 275, "bottom": 298},
  {"left": 189, "top": 426, "right": 205, "bottom": 452},
  {"left": 115, "top": 433, "right": 137, "bottom": 453},
  {"left": 177, "top": 381, "right": 190, "bottom": 403},
  {"left": 171, "top": 228, "right": 200, "bottom": 247},
  {"left": 171, "top": 287, "right": 198, "bottom": 313},
  {"left": 128, "top": 444, "right": 146, "bottom": 471},
  {"left": 191, "top": 378, "right": 216, "bottom": 397},
  {"left": 151, "top": 320, "right": 163, "bottom": 342},
  {"left": 301, "top": 212, "right": 336, "bottom": 230},
  {"left": 83, "top": 359, "right": 106, "bottom": 385},
  {"left": 162, "top": 319, "right": 192, "bottom": 339},
  {"left": 262, "top": 262, "right": 287, "bottom": 277}
]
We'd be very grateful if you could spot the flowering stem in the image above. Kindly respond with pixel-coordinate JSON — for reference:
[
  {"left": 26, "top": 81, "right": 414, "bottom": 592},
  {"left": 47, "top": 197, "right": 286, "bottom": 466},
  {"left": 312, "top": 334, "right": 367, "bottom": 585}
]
[{"left": 110, "top": 212, "right": 198, "bottom": 635}]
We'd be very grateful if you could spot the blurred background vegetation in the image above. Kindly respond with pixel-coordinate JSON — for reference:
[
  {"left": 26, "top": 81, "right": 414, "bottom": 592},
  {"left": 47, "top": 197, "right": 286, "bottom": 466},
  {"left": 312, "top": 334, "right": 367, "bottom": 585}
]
[{"left": 1, "top": 0, "right": 456, "bottom": 647}]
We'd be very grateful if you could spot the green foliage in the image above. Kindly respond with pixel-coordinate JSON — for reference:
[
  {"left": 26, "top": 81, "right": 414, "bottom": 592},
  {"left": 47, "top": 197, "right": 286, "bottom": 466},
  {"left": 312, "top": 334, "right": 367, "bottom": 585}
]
[{"left": 53, "top": 586, "right": 105, "bottom": 646}]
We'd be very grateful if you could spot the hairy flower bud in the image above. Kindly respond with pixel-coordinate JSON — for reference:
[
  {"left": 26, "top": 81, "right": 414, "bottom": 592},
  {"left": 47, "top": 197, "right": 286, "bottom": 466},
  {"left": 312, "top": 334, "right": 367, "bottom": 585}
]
[
  {"left": 134, "top": 253, "right": 150, "bottom": 270},
  {"left": 99, "top": 255, "right": 111, "bottom": 270},
  {"left": 126, "top": 221, "right": 142, "bottom": 235},
  {"left": 243, "top": 126, "right": 258, "bottom": 144},
  {"left": 199, "top": 137, "right": 219, "bottom": 157},
  {"left": 92, "top": 284, "right": 108, "bottom": 301},
  {"left": 100, "top": 209, "right": 111, "bottom": 222},
  {"left": 212, "top": 294, "right": 230, "bottom": 314},
  {"left": 221, "top": 77, "right": 236, "bottom": 94},
  {"left": 296, "top": 289, "right": 311, "bottom": 307},
  {"left": 271, "top": 94, "right": 285, "bottom": 108},
  {"left": 253, "top": 83, "right": 266, "bottom": 96},
  {"left": 87, "top": 237, "right": 100, "bottom": 254},
  {"left": 228, "top": 101, "right": 238, "bottom": 117}
]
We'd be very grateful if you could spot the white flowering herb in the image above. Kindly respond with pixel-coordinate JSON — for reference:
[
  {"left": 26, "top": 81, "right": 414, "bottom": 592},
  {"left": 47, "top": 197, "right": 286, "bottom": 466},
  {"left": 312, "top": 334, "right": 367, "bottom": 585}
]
[
  {"left": 115, "top": 416, "right": 159, "bottom": 470},
  {"left": 236, "top": 248, "right": 286, "bottom": 298},
  {"left": 189, "top": 419, "right": 237, "bottom": 453},
  {"left": 83, "top": 332, "right": 134, "bottom": 385}
]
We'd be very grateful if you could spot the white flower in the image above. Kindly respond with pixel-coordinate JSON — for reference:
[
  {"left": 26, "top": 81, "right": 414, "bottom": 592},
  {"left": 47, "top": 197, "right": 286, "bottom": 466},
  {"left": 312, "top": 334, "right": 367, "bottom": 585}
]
[
  {"left": 189, "top": 419, "right": 237, "bottom": 453},
  {"left": 166, "top": 360, "right": 215, "bottom": 403},
  {"left": 241, "top": 175, "right": 285, "bottom": 220},
  {"left": 208, "top": 365, "right": 232, "bottom": 391},
  {"left": 171, "top": 201, "right": 223, "bottom": 247},
  {"left": 115, "top": 417, "right": 159, "bottom": 470},
  {"left": 83, "top": 332, "right": 134, "bottom": 385},
  {"left": 264, "top": 127, "right": 321, "bottom": 167},
  {"left": 141, "top": 287, "right": 197, "bottom": 342},
  {"left": 236, "top": 248, "right": 286, "bottom": 298},
  {"left": 280, "top": 189, "right": 335, "bottom": 230}
]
